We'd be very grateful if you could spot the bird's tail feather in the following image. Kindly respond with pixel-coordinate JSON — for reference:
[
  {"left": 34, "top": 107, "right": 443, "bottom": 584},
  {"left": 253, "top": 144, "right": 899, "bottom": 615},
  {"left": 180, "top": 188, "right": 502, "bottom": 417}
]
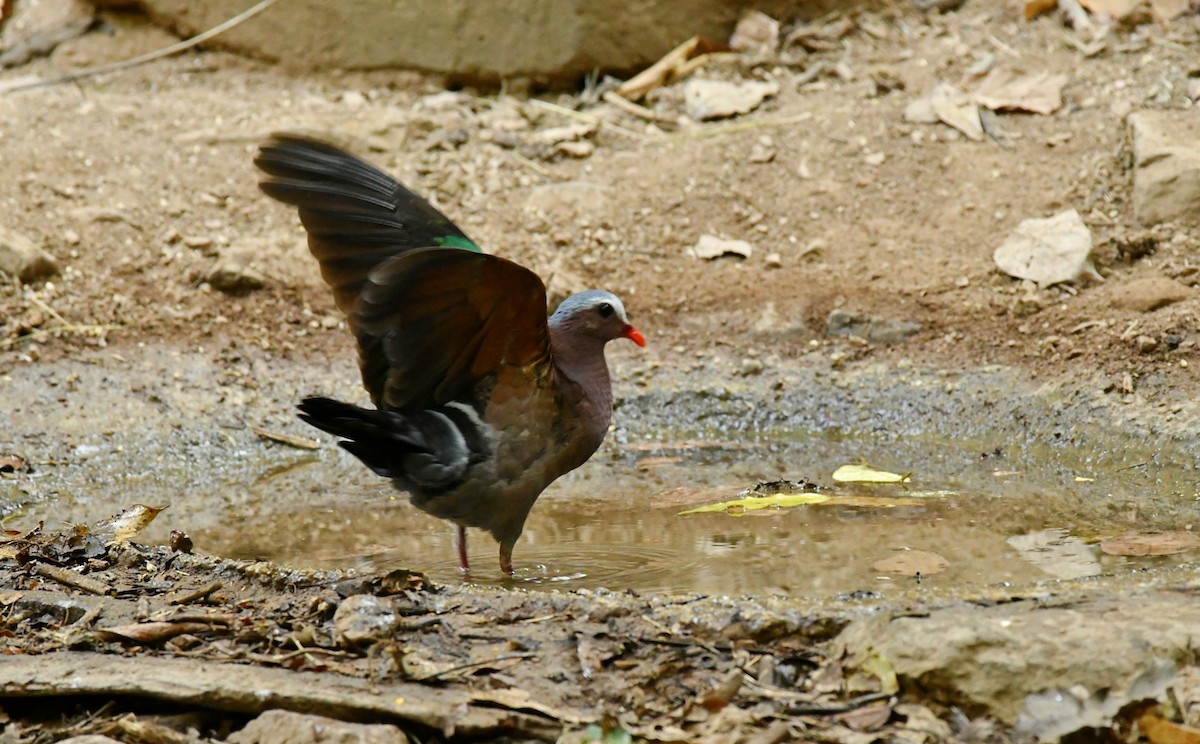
[{"left": 298, "top": 396, "right": 481, "bottom": 490}]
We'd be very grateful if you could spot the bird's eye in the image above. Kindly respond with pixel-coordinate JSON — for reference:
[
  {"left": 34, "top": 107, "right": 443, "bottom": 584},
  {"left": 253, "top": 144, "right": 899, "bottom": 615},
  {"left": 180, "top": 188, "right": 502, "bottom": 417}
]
[{"left": 597, "top": 302, "right": 615, "bottom": 318}]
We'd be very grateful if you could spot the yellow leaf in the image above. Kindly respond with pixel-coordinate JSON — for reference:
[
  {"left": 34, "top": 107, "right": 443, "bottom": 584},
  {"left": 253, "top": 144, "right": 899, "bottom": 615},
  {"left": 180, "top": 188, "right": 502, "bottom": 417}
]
[
  {"left": 832, "top": 464, "right": 911, "bottom": 484},
  {"left": 826, "top": 495, "right": 924, "bottom": 508},
  {"left": 679, "top": 493, "right": 831, "bottom": 515},
  {"left": 96, "top": 504, "right": 168, "bottom": 543},
  {"left": 858, "top": 653, "right": 900, "bottom": 695}
]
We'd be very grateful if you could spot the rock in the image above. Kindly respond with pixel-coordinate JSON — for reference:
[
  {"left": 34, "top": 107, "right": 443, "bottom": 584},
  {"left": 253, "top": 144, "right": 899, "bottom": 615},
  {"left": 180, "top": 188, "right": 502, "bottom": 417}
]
[
  {"left": 0, "top": 0, "right": 93, "bottom": 68},
  {"left": 1130, "top": 111, "right": 1200, "bottom": 226},
  {"left": 198, "top": 252, "right": 267, "bottom": 294},
  {"left": 993, "top": 209, "right": 1099, "bottom": 287},
  {"left": 333, "top": 594, "right": 398, "bottom": 647},
  {"left": 764, "top": 252, "right": 782, "bottom": 268},
  {"left": 684, "top": 78, "right": 779, "bottom": 121},
  {"left": 689, "top": 234, "right": 753, "bottom": 260},
  {"left": 137, "top": 0, "right": 801, "bottom": 85},
  {"left": 837, "top": 593, "right": 1200, "bottom": 724},
  {"left": 729, "top": 10, "right": 780, "bottom": 54},
  {"left": 906, "top": 83, "right": 983, "bottom": 141},
  {"left": 738, "top": 358, "right": 764, "bottom": 376},
  {"left": 826, "top": 309, "right": 922, "bottom": 345},
  {"left": 554, "top": 140, "right": 594, "bottom": 158},
  {"left": 228, "top": 710, "right": 404, "bottom": 744},
  {"left": 1110, "top": 276, "right": 1192, "bottom": 312},
  {"left": 0, "top": 226, "right": 60, "bottom": 282}
]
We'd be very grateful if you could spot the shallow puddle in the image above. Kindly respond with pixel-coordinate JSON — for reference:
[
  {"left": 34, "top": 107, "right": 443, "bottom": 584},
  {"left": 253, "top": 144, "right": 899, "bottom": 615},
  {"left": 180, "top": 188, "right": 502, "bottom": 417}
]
[
  {"left": 6, "top": 356, "right": 1200, "bottom": 598},
  {"left": 183, "top": 424, "right": 1200, "bottom": 597}
]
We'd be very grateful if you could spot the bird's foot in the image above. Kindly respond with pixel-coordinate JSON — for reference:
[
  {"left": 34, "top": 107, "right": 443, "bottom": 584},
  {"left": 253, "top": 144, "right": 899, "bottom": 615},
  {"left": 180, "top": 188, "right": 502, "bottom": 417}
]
[
  {"left": 456, "top": 525, "right": 470, "bottom": 574},
  {"left": 499, "top": 545, "right": 514, "bottom": 576}
]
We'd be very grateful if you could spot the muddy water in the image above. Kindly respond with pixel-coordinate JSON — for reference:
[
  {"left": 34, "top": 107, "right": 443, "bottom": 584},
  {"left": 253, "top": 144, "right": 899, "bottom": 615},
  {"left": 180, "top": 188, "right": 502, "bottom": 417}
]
[
  {"left": 189, "top": 423, "right": 1200, "bottom": 596},
  {"left": 4, "top": 352, "right": 1199, "bottom": 598}
]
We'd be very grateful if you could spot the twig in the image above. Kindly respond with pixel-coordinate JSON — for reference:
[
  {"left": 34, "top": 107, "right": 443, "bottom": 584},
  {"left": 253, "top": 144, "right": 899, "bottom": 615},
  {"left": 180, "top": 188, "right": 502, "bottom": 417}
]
[
  {"left": 0, "top": 323, "right": 122, "bottom": 349},
  {"left": 1, "top": 0, "right": 280, "bottom": 94},
  {"left": 527, "top": 97, "right": 645, "bottom": 139},
  {"left": 416, "top": 651, "right": 536, "bottom": 681},
  {"left": 169, "top": 581, "right": 224, "bottom": 605},
  {"left": 77, "top": 604, "right": 104, "bottom": 627},
  {"left": 601, "top": 90, "right": 676, "bottom": 126},
  {"left": 670, "top": 113, "right": 815, "bottom": 141},
  {"left": 26, "top": 294, "right": 69, "bottom": 326},
  {"left": 786, "top": 690, "right": 895, "bottom": 716},
  {"left": 509, "top": 151, "right": 557, "bottom": 180},
  {"left": 251, "top": 427, "right": 321, "bottom": 450},
  {"left": 34, "top": 562, "right": 112, "bottom": 596}
]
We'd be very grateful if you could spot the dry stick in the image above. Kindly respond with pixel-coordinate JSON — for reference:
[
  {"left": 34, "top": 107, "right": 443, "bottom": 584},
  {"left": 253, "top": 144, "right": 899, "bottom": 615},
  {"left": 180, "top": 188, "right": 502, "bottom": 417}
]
[
  {"left": 786, "top": 690, "right": 895, "bottom": 716},
  {"left": 670, "top": 113, "right": 815, "bottom": 141},
  {"left": 34, "top": 563, "right": 113, "bottom": 596},
  {"left": 1, "top": 0, "right": 280, "bottom": 94},
  {"left": 169, "top": 581, "right": 224, "bottom": 605},
  {"left": 600, "top": 90, "right": 676, "bottom": 126},
  {"left": 416, "top": 651, "right": 537, "bottom": 682}
]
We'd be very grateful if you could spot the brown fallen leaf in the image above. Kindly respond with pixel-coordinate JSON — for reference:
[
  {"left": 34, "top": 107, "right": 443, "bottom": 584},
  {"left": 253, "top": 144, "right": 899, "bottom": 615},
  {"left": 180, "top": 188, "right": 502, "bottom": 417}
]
[
  {"left": 873, "top": 550, "right": 949, "bottom": 576},
  {"left": 1137, "top": 705, "right": 1200, "bottom": 744},
  {"left": 96, "top": 621, "right": 222, "bottom": 644},
  {"left": 1100, "top": 531, "right": 1200, "bottom": 557},
  {"left": 1025, "top": 0, "right": 1059, "bottom": 19},
  {"left": 973, "top": 68, "right": 1069, "bottom": 115},
  {"left": 699, "top": 670, "right": 743, "bottom": 711}
]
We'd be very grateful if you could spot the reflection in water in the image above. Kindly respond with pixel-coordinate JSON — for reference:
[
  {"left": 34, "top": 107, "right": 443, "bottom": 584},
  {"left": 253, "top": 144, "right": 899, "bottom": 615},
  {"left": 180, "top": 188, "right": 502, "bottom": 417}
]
[
  {"left": 20, "top": 422, "right": 1198, "bottom": 597},
  {"left": 182, "top": 427, "right": 1200, "bottom": 596}
]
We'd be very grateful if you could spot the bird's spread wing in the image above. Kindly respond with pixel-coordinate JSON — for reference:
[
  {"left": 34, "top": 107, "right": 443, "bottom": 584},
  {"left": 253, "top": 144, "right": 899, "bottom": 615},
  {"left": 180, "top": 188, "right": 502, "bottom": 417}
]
[
  {"left": 254, "top": 133, "right": 480, "bottom": 317},
  {"left": 354, "top": 248, "right": 552, "bottom": 410}
]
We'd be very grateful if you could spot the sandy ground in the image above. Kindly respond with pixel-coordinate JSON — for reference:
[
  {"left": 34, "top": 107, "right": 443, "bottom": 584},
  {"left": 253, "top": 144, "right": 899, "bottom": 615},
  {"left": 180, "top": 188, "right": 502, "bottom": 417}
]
[{"left": 0, "top": 6, "right": 1197, "bottom": 404}]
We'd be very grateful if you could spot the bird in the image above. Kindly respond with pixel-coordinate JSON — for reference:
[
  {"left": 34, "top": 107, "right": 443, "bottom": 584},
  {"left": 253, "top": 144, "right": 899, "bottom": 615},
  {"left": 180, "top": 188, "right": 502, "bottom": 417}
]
[{"left": 254, "top": 133, "right": 646, "bottom": 575}]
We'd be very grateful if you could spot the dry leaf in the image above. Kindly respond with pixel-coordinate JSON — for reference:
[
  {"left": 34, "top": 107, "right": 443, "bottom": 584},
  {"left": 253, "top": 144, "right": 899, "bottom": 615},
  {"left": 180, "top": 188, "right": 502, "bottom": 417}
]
[
  {"left": 678, "top": 492, "right": 830, "bottom": 515},
  {"left": 1137, "top": 705, "right": 1200, "bottom": 744},
  {"left": 873, "top": 550, "right": 949, "bottom": 576},
  {"left": 1025, "top": 0, "right": 1059, "bottom": 19},
  {"left": 832, "top": 464, "right": 911, "bottom": 484},
  {"left": 973, "top": 68, "right": 1069, "bottom": 115},
  {"left": 96, "top": 621, "right": 219, "bottom": 644},
  {"left": 95, "top": 504, "right": 167, "bottom": 543},
  {"left": 1100, "top": 531, "right": 1200, "bottom": 556},
  {"left": 1078, "top": 0, "right": 1142, "bottom": 17},
  {"left": 700, "top": 670, "right": 743, "bottom": 711},
  {"left": 1149, "top": 0, "right": 1189, "bottom": 20}
]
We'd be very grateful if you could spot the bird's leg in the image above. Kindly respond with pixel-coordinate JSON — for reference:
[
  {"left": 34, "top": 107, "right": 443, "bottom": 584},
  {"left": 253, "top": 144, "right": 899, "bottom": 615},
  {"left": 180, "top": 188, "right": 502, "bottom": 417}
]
[
  {"left": 499, "top": 542, "right": 514, "bottom": 576},
  {"left": 456, "top": 525, "right": 470, "bottom": 574}
]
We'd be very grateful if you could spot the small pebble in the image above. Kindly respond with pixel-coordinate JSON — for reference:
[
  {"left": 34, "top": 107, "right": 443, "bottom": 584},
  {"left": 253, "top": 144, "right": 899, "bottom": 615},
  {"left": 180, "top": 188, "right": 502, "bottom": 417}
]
[
  {"left": 1135, "top": 335, "right": 1158, "bottom": 354},
  {"left": 739, "top": 358, "right": 764, "bottom": 376},
  {"left": 765, "top": 252, "right": 782, "bottom": 268}
]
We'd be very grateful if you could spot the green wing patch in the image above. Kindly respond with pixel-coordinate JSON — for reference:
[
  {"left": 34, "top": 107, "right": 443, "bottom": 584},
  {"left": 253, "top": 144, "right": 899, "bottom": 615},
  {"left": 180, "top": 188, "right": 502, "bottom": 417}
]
[{"left": 435, "top": 235, "right": 482, "bottom": 252}]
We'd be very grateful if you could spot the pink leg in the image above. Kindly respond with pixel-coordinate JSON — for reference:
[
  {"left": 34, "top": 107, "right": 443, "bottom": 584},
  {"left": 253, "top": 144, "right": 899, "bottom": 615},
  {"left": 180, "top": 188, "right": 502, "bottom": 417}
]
[
  {"left": 499, "top": 543, "right": 514, "bottom": 576},
  {"left": 456, "top": 525, "right": 470, "bottom": 574}
]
